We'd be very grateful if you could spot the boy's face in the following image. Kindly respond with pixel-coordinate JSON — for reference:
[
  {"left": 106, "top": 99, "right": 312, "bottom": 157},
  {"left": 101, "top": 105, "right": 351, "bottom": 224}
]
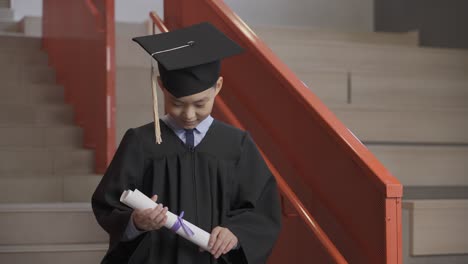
[{"left": 159, "top": 76, "right": 223, "bottom": 129}]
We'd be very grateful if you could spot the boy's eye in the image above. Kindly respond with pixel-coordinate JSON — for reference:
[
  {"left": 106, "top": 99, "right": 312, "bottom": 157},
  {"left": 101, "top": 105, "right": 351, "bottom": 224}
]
[{"left": 195, "top": 104, "right": 205, "bottom": 108}]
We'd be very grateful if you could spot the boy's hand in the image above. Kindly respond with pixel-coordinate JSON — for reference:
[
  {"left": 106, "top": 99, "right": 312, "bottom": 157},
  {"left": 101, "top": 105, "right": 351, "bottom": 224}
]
[
  {"left": 207, "top": 226, "right": 238, "bottom": 259},
  {"left": 132, "top": 195, "right": 168, "bottom": 231}
]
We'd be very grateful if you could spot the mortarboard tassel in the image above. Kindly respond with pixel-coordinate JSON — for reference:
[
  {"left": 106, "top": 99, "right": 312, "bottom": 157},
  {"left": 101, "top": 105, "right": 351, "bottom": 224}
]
[
  {"left": 149, "top": 41, "right": 196, "bottom": 144},
  {"left": 151, "top": 60, "right": 162, "bottom": 144}
]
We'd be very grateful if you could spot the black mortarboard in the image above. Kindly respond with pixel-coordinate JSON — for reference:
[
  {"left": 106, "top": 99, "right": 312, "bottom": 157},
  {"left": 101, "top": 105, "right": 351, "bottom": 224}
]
[
  {"left": 131, "top": 22, "right": 244, "bottom": 144},
  {"left": 132, "top": 22, "right": 244, "bottom": 98}
]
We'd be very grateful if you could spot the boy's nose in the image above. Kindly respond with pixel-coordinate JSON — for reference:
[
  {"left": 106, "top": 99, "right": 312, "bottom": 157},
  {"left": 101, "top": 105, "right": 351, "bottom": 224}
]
[{"left": 183, "top": 107, "right": 196, "bottom": 120}]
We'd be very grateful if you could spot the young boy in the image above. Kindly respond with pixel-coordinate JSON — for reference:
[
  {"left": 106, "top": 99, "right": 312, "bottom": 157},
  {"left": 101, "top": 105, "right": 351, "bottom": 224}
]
[{"left": 92, "top": 22, "right": 281, "bottom": 264}]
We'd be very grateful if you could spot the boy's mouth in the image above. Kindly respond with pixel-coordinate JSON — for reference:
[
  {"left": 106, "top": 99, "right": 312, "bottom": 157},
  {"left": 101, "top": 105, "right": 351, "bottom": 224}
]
[{"left": 183, "top": 121, "right": 197, "bottom": 127}]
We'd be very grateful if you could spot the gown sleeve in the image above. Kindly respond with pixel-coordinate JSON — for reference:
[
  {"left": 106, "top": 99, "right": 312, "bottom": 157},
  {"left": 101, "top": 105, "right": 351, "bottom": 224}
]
[
  {"left": 223, "top": 132, "right": 282, "bottom": 264},
  {"left": 91, "top": 128, "right": 146, "bottom": 259}
]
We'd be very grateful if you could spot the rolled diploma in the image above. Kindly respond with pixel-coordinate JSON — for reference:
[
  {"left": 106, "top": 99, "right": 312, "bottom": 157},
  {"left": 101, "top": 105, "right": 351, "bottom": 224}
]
[{"left": 120, "top": 189, "right": 210, "bottom": 251}]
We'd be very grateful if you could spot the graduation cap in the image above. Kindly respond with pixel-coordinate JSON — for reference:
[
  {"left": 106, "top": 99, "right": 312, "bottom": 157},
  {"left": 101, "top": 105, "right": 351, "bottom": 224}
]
[{"left": 132, "top": 22, "right": 244, "bottom": 144}]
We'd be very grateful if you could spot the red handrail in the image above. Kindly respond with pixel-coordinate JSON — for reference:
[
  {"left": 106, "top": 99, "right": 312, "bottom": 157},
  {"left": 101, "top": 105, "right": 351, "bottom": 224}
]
[
  {"left": 162, "top": 0, "right": 402, "bottom": 263},
  {"left": 84, "top": 0, "right": 105, "bottom": 32},
  {"left": 42, "top": 0, "right": 116, "bottom": 173},
  {"left": 150, "top": 11, "right": 168, "bottom": 33},
  {"left": 149, "top": 11, "right": 348, "bottom": 264}
]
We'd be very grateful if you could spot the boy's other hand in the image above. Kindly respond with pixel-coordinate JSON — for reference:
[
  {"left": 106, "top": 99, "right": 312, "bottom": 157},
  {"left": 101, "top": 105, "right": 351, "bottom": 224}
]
[
  {"left": 132, "top": 195, "right": 168, "bottom": 231},
  {"left": 207, "top": 226, "right": 238, "bottom": 259}
]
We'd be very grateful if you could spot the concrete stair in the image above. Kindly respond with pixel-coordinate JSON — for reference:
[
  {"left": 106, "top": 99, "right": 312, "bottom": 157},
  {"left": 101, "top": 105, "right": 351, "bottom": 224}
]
[
  {"left": 0, "top": 104, "right": 74, "bottom": 126},
  {"left": 0, "top": 148, "right": 94, "bottom": 174},
  {"left": 0, "top": 0, "right": 10, "bottom": 8},
  {"left": 368, "top": 145, "right": 468, "bottom": 187},
  {"left": 0, "top": 203, "right": 107, "bottom": 245},
  {"left": 0, "top": 125, "right": 81, "bottom": 148},
  {"left": 0, "top": 3, "right": 19, "bottom": 33},
  {"left": 254, "top": 26, "right": 419, "bottom": 46},
  {"left": 19, "top": 16, "right": 42, "bottom": 37},
  {"left": 268, "top": 40, "right": 468, "bottom": 70},
  {"left": 0, "top": 51, "right": 49, "bottom": 66},
  {"left": 6, "top": 17, "right": 160, "bottom": 145},
  {"left": 258, "top": 26, "right": 468, "bottom": 263},
  {"left": 0, "top": 35, "right": 42, "bottom": 49},
  {"left": 331, "top": 105, "right": 468, "bottom": 143},
  {"left": 299, "top": 69, "right": 468, "bottom": 108},
  {"left": 0, "top": 203, "right": 106, "bottom": 263},
  {"left": 0, "top": 30, "right": 106, "bottom": 262},
  {"left": 0, "top": 20, "right": 19, "bottom": 32},
  {"left": 350, "top": 72, "right": 468, "bottom": 108},
  {"left": 0, "top": 244, "right": 106, "bottom": 264},
  {"left": 402, "top": 200, "right": 468, "bottom": 263},
  {"left": 0, "top": 173, "right": 101, "bottom": 203},
  {"left": 0, "top": 7, "right": 13, "bottom": 20}
]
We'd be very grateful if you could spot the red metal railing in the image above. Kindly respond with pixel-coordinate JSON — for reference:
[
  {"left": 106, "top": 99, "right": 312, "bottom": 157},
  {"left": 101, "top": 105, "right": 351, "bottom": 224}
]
[
  {"left": 162, "top": 0, "right": 402, "bottom": 263},
  {"left": 42, "top": 0, "right": 116, "bottom": 173}
]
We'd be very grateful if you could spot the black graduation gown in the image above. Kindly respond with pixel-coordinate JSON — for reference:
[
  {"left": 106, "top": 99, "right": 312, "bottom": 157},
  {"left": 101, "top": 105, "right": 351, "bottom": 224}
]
[{"left": 91, "top": 119, "right": 282, "bottom": 264}]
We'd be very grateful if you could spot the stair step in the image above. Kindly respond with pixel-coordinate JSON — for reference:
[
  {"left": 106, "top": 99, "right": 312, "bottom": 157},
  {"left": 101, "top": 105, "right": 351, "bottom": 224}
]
[
  {"left": 0, "top": 105, "right": 74, "bottom": 125},
  {"left": 0, "top": 243, "right": 106, "bottom": 264},
  {"left": 299, "top": 69, "right": 468, "bottom": 108},
  {"left": 351, "top": 72, "right": 468, "bottom": 108},
  {"left": 63, "top": 174, "right": 102, "bottom": 202},
  {"left": 332, "top": 105, "right": 468, "bottom": 143},
  {"left": 0, "top": 175, "right": 63, "bottom": 202},
  {"left": 0, "top": 0, "right": 10, "bottom": 8},
  {"left": 0, "top": 35, "right": 41, "bottom": 50},
  {"left": 0, "top": 60, "right": 51, "bottom": 70},
  {"left": 117, "top": 105, "right": 154, "bottom": 144},
  {"left": 0, "top": 174, "right": 101, "bottom": 203},
  {"left": 116, "top": 36, "right": 152, "bottom": 67},
  {"left": 0, "top": 148, "right": 94, "bottom": 174},
  {"left": 0, "top": 48, "right": 48, "bottom": 58},
  {"left": 0, "top": 83, "right": 64, "bottom": 105},
  {"left": 254, "top": 26, "right": 419, "bottom": 46},
  {"left": 268, "top": 40, "right": 468, "bottom": 73},
  {"left": 1, "top": 65, "right": 55, "bottom": 86},
  {"left": 116, "top": 21, "right": 149, "bottom": 38},
  {"left": 291, "top": 64, "right": 468, "bottom": 81},
  {"left": 403, "top": 200, "right": 468, "bottom": 256},
  {"left": 0, "top": 243, "right": 107, "bottom": 253},
  {"left": 404, "top": 186, "right": 468, "bottom": 200},
  {"left": 368, "top": 145, "right": 468, "bottom": 186},
  {"left": 116, "top": 66, "right": 155, "bottom": 105},
  {"left": 0, "top": 125, "right": 82, "bottom": 148},
  {"left": 0, "top": 8, "right": 13, "bottom": 20},
  {"left": 18, "top": 16, "right": 42, "bottom": 37},
  {"left": 0, "top": 203, "right": 107, "bottom": 245},
  {"left": 0, "top": 20, "right": 18, "bottom": 33},
  {"left": 115, "top": 22, "right": 152, "bottom": 67},
  {"left": 0, "top": 51, "right": 49, "bottom": 67},
  {"left": 297, "top": 69, "right": 349, "bottom": 105}
]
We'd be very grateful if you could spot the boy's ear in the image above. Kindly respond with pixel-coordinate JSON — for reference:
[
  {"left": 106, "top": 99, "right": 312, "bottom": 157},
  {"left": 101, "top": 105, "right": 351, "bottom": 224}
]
[{"left": 215, "top": 76, "right": 223, "bottom": 96}]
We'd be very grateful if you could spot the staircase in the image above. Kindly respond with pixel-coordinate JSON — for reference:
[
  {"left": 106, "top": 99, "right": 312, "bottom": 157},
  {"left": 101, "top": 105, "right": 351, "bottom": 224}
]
[
  {"left": 3, "top": 11, "right": 466, "bottom": 263},
  {"left": 255, "top": 26, "right": 468, "bottom": 264},
  {"left": 0, "top": 15, "right": 107, "bottom": 263},
  {"left": 0, "top": 0, "right": 19, "bottom": 33},
  {"left": 0, "top": 15, "right": 163, "bottom": 262}
]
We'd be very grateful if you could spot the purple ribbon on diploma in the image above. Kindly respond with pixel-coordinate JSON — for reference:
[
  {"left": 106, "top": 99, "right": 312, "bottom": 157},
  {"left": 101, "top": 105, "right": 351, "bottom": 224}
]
[{"left": 170, "top": 211, "right": 194, "bottom": 237}]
